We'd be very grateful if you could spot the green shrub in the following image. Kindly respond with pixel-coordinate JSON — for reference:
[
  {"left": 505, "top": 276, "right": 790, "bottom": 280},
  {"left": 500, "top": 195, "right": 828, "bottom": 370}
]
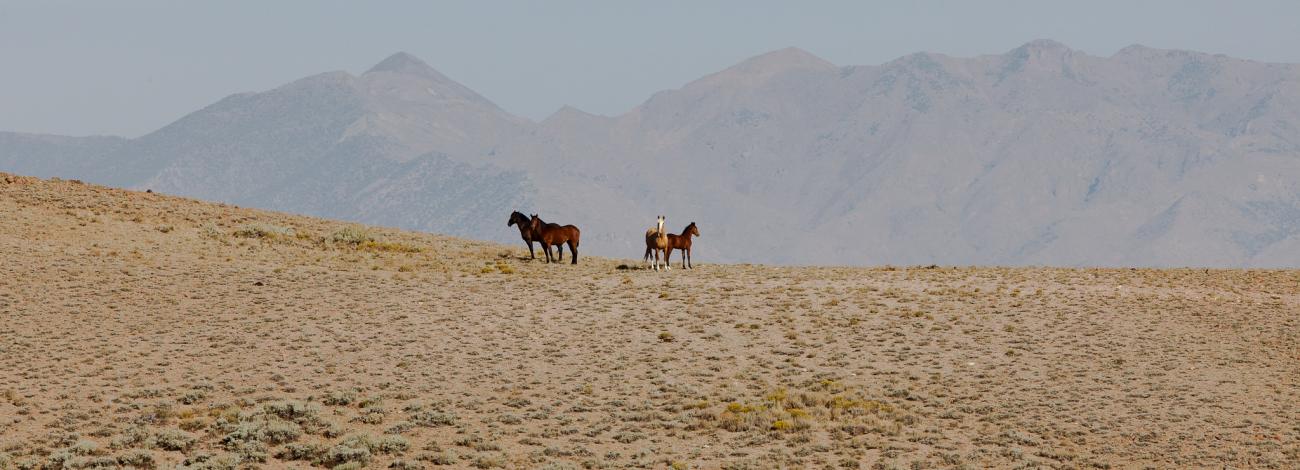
[
  {"left": 319, "top": 443, "right": 371, "bottom": 468},
  {"left": 177, "top": 453, "right": 239, "bottom": 470},
  {"left": 374, "top": 436, "right": 410, "bottom": 455},
  {"left": 230, "top": 441, "right": 268, "bottom": 464},
  {"left": 385, "top": 421, "right": 415, "bottom": 435},
  {"left": 233, "top": 223, "right": 294, "bottom": 239},
  {"left": 471, "top": 454, "right": 507, "bottom": 469},
  {"left": 200, "top": 224, "right": 225, "bottom": 241},
  {"left": 322, "top": 390, "right": 358, "bottom": 406},
  {"left": 409, "top": 410, "right": 456, "bottom": 427},
  {"left": 415, "top": 452, "right": 456, "bottom": 465},
  {"left": 337, "top": 434, "right": 375, "bottom": 452},
  {"left": 68, "top": 440, "right": 98, "bottom": 456},
  {"left": 110, "top": 427, "right": 150, "bottom": 450},
  {"left": 62, "top": 455, "right": 120, "bottom": 468},
  {"left": 275, "top": 443, "right": 326, "bottom": 462},
  {"left": 114, "top": 449, "right": 153, "bottom": 468},
  {"left": 330, "top": 227, "right": 373, "bottom": 245},
  {"left": 178, "top": 390, "right": 207, "bottom": 405},
  {"left": 263, "top": 401, "right": 322, "bottom": 426},
  {"left": 352, "top": 407, "right": 386, "bottom": 424},
  {"left": 151, "top": 429, "right": 196, "bottom": 451},
  {"left": 389, "top": 460, "right": 425, "bottom": 470},
  {"left": 262, "top": 421, "right": 302, "bottom": 444},
  {"left": 219, "top": 420, "right": 302, "bottom": 448}
]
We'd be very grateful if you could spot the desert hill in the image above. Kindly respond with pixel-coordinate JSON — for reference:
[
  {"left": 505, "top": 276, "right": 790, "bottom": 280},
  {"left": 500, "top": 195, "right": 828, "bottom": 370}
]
[{"left": 1, "top": 174, "right": 1297, "bottom": 468}]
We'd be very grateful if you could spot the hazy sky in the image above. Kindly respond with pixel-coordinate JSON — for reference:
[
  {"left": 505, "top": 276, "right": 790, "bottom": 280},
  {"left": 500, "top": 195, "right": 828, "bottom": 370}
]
[{"left": 4, "top": 0, "right": 1300, "bottom": 137}]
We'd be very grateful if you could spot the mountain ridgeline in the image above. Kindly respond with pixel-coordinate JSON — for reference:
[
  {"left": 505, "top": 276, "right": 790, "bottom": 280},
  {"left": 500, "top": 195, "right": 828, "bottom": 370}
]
[{"left": 5, "top": 40, "right": 1300, "bottom": 267}]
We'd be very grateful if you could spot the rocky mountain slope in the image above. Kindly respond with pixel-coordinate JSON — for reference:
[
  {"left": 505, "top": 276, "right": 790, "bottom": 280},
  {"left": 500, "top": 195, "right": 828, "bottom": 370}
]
[{"left": 5, "top": 41, "right": 1300, "bottom": 266}]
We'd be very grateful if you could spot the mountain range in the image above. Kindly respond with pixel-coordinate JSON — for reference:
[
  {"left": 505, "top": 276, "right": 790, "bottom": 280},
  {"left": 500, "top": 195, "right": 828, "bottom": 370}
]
[{"left": 5, "top": 39, "right": 1300, "bottom": 267}]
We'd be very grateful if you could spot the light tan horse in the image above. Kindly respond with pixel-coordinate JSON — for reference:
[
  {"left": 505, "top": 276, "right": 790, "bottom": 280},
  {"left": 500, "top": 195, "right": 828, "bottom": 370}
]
[{"left": 643, "top": 215, "right": 669, "bottom": 271}]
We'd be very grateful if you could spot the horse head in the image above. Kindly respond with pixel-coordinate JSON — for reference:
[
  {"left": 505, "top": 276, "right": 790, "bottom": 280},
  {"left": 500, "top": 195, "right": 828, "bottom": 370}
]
[
  {"left": 687, "top": 222, "right": 700, "bottom": 237},
  {"left": 508, "top": 211, "right": 527, "bottom": 227}
]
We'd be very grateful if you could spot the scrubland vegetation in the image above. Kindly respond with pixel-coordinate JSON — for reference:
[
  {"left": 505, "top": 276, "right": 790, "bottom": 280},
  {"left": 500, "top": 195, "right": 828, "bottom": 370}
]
[{"left": 1, "top": 174, "right": 1297, "bottom": 469}]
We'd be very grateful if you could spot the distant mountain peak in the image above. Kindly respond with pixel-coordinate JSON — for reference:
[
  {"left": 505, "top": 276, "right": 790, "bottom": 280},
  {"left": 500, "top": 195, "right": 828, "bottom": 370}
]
[
  {"left": 360, "top": 51, "right": 503, "bottom": 109},
  {"left": 1115, "top": 43, "right": 1154, "bottom": 55},
  {"left": 1019, "top": 38, "right": 1071, "bottom": 51},
  {"left": 366, "top": 51, "right": 440, "bottom": 78},
  {"left": 997, "top": 39, "right": 1079, "bottom": 78},
  {"left": 549, "top": 105, "right": 592, "bottom": 119},
  {"left": 541, "top": 105, "right": 607, "bottom": 127},
  {"left": 671, "top": 47, "right": 837, "bottom": 95},
  {"left": 732, "top": 47, "right": 835, "bottom": 73},
  {"left": 1007, "top": 39, "right": 1076, "bottom": 60}
]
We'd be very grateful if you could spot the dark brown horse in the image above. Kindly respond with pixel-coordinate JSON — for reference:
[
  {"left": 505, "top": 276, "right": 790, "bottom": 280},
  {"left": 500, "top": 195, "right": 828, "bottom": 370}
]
[
  {"left": 666, "top": 222, "right": 700, "bottom": 269},
  {"left": 529, "top": 215, "right": 580, "bottom": 264},
  {"left": 507, "top": 211, "right": 537, "bottom": 259}
]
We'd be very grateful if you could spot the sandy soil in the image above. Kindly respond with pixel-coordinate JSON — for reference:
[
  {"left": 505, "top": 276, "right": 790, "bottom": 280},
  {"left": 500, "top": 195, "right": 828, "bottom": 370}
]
[{"left": 1, "top": 173, "right": 1297, "bottom": 470}]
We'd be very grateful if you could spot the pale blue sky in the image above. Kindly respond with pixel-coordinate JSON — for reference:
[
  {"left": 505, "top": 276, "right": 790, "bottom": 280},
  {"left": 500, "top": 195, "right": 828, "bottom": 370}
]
[{"left": 3, "top": 0, "right": 1299, "bottom": 137}]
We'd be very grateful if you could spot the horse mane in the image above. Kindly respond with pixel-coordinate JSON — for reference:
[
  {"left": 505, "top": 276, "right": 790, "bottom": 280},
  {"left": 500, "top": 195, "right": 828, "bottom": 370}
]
[{"left": 646, "top": 215, "right": 667, "bottom": 238}]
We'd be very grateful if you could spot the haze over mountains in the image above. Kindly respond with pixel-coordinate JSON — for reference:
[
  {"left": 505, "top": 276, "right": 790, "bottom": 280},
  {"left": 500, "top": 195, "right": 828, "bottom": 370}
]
[{"left": 5, "top": 40, "right": 1300, "bottom": 267}]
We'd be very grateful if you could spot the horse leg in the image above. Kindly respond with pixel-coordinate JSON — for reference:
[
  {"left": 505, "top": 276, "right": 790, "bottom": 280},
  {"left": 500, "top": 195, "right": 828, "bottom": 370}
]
[
  {"left": 666, "top": 247, "right": 673, "bottom": 268},
  {"left": 544, "top": 243, "right": 553, "bottom": 264},
  {"left": 663, "top": 248, "right": 671, "bottom": 271},
  {"left": 568, "top": 240, "right": 578, "bottom": 265},
  {"left": 686, "top": 248, "right": 692, "bottom": 269},
  {"left": 555, "top": 243, "right": 563, "bottom": 262},
  {"left": 527, "top": 241, "right": 535, "bottom": 259}
]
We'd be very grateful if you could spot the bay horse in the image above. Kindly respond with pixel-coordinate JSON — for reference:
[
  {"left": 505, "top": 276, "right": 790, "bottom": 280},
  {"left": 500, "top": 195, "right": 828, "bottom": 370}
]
[
  {"left": 507, "top": 211, "right": 536, "bottom": 259},
  {"left": 529, "top": 215, "right": 580, "bottom": 264},
  {"left": 665, "top": 222, "right": 700, "bottom": 269},
  {"left": 643, "top": 215, "right": 669, "bottom": 271}
]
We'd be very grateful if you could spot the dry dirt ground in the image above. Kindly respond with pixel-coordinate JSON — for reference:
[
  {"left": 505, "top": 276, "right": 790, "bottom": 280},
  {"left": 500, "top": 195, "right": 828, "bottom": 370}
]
[{"left": 1, "top": 173, "right": 1298, "bottom": 470}]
